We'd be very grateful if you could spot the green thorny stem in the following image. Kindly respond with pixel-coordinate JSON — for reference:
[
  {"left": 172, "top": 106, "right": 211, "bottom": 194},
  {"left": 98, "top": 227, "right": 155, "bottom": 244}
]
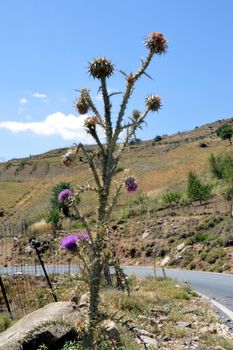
[
  {"left": 82, "top": 49, "right": 157, "bottom": 348},
  {"left": 113, "top": 49, "right": 154, "bottom": 146}
]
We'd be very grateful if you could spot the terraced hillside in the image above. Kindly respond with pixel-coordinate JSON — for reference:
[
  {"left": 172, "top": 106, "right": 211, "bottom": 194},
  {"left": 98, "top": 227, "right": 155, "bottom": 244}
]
[
  {"left": 0, "top": 117, "right": 232, "bottom": 223},
  {"left": 1, "top": 117, "right": 233, "bottom": 272}
]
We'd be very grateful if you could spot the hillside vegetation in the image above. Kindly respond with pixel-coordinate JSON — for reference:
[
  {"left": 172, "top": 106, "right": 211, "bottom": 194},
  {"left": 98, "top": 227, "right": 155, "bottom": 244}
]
[{"left": 1, "top": 117, "right": 233, "bottom": 272}]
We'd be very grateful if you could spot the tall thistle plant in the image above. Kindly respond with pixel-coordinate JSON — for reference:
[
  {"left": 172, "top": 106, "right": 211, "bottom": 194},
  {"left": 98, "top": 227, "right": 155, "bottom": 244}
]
[{"left": 60, "top": 32, "right": 167, "bottom": 347}]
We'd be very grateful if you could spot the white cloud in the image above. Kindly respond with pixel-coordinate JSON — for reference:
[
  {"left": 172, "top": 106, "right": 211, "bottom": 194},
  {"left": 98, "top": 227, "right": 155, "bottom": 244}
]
[
  {"left": 19, "top": 98, "right": 28, "bottom": 105},
  {"left": 32, "top": 92, "right": 47, "bottom": 99},
  {"left": 0, "top": 112, "right": 105, "bottom": 143}
]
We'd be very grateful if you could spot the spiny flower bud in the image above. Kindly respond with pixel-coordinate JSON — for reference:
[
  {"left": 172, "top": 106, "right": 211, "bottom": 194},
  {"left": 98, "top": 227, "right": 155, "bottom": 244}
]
[
  {"left": 75, "top": 96, "right": 89, "bottom": 114},
  {"left": 124, "top": 176, "right": 138, "bottom": 193},
  {"left": 145, "top": 95, "right": 161, "bottom": 112},
  {"left": 84, "top": 116, "right": 99, "bottom": 131},
  {"left": 126, "top": 73, "right": 135, "bottom": 85},
  {"left": 144, "top": 32, "right": 167, "bottom": 54},
  {"left": 88, "top": 57, "right": 114, "bottom": 79}
]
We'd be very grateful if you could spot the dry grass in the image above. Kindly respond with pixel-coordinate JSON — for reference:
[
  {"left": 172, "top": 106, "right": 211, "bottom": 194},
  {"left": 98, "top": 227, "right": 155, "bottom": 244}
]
[
  {"left": 29, "top": 219, "right": 53, "bottom": 235},
  {"left": 0, "top": 117, "right": 232, "bottom": 224}
]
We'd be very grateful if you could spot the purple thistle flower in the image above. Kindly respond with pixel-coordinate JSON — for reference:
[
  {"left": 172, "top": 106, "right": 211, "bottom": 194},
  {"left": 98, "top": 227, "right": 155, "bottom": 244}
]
[
  {"left": 77, "top": 232, "right": 90, "bottom": 241},
  {"left": 124, "top": 176, "right": 138, "bottom": 193},
  {"left": 60, "top": 234, "right": 78, "bottom": 252},
  {"left": 58, "top": 189, "right": 72, "bottom": 203},
  {"left": 60, "top": 232, "right": 90, "bottom": 253}
]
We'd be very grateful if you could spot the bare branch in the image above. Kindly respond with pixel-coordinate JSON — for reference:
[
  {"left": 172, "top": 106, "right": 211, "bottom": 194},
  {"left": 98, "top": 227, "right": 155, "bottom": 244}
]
[
  {"left": 78, "top": 143, "right": 102, "bottom": 191},
  {"left": 113, "top": 50, "right": 154, "bottom": 145},
  {"left": 81, "top": 89, "right": 105, "bottom": 127},
  {"left": 72, "top": 203, "right": 93, "bottom": 245}
]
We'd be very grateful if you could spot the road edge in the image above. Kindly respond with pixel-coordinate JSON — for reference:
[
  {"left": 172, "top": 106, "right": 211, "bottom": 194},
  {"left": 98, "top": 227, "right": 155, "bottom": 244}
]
[{"left": 197, "top": 291, "right": 233, "bottom": 322}]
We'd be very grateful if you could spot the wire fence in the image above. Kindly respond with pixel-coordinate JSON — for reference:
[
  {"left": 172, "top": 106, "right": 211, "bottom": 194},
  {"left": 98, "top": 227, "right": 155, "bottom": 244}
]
[
  {"left": 0, "top": 223, "right": 78, "bottom": 320},
  {"left": 0, "top": 198, "right": 230, "bottom": 320}
]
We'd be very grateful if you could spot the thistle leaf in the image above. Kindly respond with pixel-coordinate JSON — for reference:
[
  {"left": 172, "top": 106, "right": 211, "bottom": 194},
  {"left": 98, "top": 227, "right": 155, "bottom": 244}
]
[
  {"left": 108, "top": 91, "right": 123, "bottom": 98},
  {"left": 97, "top": 86, "right": 102, "bottom": 94},
  {"left": 142, "top": 71, "right": 153, "bottom": 80},
  {"left": 119, "top": 70, "right": 127, "bottom": 77}
]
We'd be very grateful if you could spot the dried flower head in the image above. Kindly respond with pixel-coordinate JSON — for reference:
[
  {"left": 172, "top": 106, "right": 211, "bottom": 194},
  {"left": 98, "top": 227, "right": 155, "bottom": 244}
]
[
  {"left": 75, "top": 96, "right": 89, "bottom": 114},
  {"left": 145, "top": 95, "right": 161, "bottom": 112},
  {"left": 62, "top": 144, "right": 79, "bottom": 167},
  {"left": 58, "top": 189, "right": 72, "bottom": 203},
  {"left": 124, "top": 176, "right": 138, "bottom": 193},
  {"left": 62, "top": 151, "right": 73, "bottom": 167},
  {"left": 84, "top": 116, "right": 99, "bottom": 131},
  {"left": 88, "top": 57, "right": 114, "bottom": 79},
  {"left": 60, "top": 234, "right": 78, "bottom": 252},
  {"left": 144, "top": 32, "right": 167, "bottom": 54}
]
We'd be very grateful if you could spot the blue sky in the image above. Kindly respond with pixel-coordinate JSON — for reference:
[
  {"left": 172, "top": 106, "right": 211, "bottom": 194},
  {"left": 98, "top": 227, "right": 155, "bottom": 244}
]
[{"left": 0, "top": 0, "right": 233, "bottom": 161}]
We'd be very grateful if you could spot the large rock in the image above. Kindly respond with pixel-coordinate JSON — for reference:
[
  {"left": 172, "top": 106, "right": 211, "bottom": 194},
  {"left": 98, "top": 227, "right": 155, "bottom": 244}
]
[
  {"left": 160, "top": 255, "right": 170, "bottom": 267},
  {"left": 0, "top": 301, "right": 82, "bottom": 350},
  {"left": 176, "top": 242, "right": 185, "bottom": 251},
  {"left": 101, "top": 320, "right": 121, "bottom": 346}
]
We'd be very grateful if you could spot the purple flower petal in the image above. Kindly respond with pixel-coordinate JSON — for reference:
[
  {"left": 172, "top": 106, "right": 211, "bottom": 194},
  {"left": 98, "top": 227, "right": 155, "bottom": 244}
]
[
  {"left": 58, "top": 189, "right": 72, "bottom": 203},
  {"left": 124, "top": 176, "right": 138, "bottom": 193},
  {"left": 60, "top": 234, "right": 78, "bottom": 252}
]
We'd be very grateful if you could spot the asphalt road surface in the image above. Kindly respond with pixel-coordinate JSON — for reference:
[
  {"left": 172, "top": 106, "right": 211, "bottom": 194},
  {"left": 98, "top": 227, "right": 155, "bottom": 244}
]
[{"left": 1, "top": 264, "right": 233, "bottom": 315}]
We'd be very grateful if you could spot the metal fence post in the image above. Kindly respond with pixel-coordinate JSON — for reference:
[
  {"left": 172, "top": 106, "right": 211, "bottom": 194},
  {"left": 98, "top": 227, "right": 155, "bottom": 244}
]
[
  {"left": 0, "top": 275, "right": 13, "bottom": 319},
  {"left": 32, "top": 241, "right": 58, "bottom": 302}
]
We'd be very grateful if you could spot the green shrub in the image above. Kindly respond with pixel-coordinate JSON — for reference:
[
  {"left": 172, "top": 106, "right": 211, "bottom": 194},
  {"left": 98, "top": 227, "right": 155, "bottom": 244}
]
[
  {"left": 216, "top": 124, "right": 233, "bottom": 144},
  {"left": 195, "top": 232, "right": 207, "bottom": 242},
  {"left": 145, "top": 246, "right": 153, "bottom": 257},
  {"left": 0, "top": 314, "right": 11, "bottom": 332},
  {"left": 61, "top": 341, "right": 81, "bottom": 350},
  {"left": 186, "top": 237, "right": 195, "bottom": 245},
  {"left": 47, "top": 207, "right": 60, "bottom": 226},
  {"left": 205, "top": 248, "right": 226, "bottom": 264},
  {"left": 153, "top": 135, "right": 162, "bottom": 142},
  {"left": 182, "top": 251, "right": 194, "bottom": 265},
  {"left": 187, "top": 171, "right": 212, "bottom": 204},
  {"left": 199, "top": 250, "right": 207, "bottom": 261},
  {"left": 162, "top": 191, "right": 182, "bottom": 208}
]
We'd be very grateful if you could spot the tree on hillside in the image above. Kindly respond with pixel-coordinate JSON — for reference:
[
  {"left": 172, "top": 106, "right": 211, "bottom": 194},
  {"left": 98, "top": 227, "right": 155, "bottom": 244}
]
[
  {"left": 187, "top": 171, "right": 212, "bottom": 205},
  {"left": 162, "top": 191, "right": 182, "bottom": 209},
  {"left": 216, "top": 124, "right": 233, "bottom": 145},
  {"left": 154, "top": 135, "right": 162, "bottom": 142},
  {"left": 209, "top": 154, "right": 233, "bottom": 183},
  {"left": 209, "top": 154, "right": 225, "bottom": 179},
  {"left": 223, "top": 185, "right": 233, "bottom": 216}
]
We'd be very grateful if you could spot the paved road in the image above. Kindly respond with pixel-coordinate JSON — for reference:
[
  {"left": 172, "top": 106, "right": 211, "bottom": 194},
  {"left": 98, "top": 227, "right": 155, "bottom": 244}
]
[
  {"left": 1, "top": 264, "right": 233, "bottom": 316},
  {"left": 124, "top": 266, "right": 233, "bottom": 314}
]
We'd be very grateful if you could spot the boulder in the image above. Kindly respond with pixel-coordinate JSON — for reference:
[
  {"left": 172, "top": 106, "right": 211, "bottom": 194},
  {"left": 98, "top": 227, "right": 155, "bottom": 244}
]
[
  {"left": 160, "top": 256, "right": 170, "bottom": 267},
  {"left": 101, "top": 320, "right": 121, "bottom": 345},
  {"left": 142, "top": 229, "right": 151, "bottom": 239},
  {"left": 134, "top": 328, "right": 158, "bottom": 347},
  {"left": 175, "top": 321, "right": 192, "bottom": 329},
  {"left": 0, "top": 302, "right": 82, "bottom": 350},
  {"left": 135, "top": 335, "right": 158, "bottom": 347},
  {"left": 177, "top": 242, "right": 185, "bottom": 251}
]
